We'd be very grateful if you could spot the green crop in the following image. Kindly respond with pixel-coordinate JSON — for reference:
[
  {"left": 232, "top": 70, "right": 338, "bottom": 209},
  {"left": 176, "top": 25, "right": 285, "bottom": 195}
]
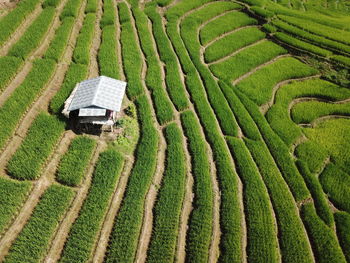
[
  {"left": 85, "top": 0, "right": 97, "bottom": 13},
  {"left": 56, "top": 136, "right": 96, "bottom": 186},
  {"left": 59, "top": 149, "right": 124, "bottom": 263},
  {"left": 100, "top": 0, "right": 115, "bottom": 27},
  {"left": 4, "top": 185, "right": 74, "bottom": 263},
  {"left": 147, "top": 123, "right": 186, "bottom": 262},
  {"left": 42, "top": 0, "right": 62, "bottom": 8},
  {"left": 8, "top": 7, "right": 56, "bottom": 59},
  {"left": 250, "top": 6, "right": 274, "bottom": 18},
  {"left": 0, "top": 56, "right": 23, "bottom": 92},
  {"left": 335, "top": 212, "right": 350, "bottom": 262},
  {"left": 60, "top": 0, "right": 83, "bottom": 19},
  {"left": 295, "top": 141, "right": 329, "bottom": 174},
  {"left": 332, "top": 55, "right": 350, "bottom": 67},
  {"left": 7, "top": 113, "right": 65, "bottom": 180}
]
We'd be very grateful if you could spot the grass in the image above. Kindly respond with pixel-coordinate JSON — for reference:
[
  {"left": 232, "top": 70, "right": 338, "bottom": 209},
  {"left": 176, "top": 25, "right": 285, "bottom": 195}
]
[
  {"left": 85, "top": 0, "right": 97, "bottom": 13},
  {"left": 204, "top": 27, "right": 265, "bottom": 63},
  {"left": 60, "top": 0, "right": 83, "bottom": 19},
  {"left": 7, "top": 113, "right": 65, "bottom": 180},
  {"left": 210, "top": 40, "right": 287, "bottom": 81},
  {"left": 199, "top": 11, "right": 257, "bottom": 45},
  {"left": 8, "top": 7, "right": 56, "bottom": 60},
  {"left": 180, "top": 111, "right": 213, "bottom": 263},
  {"left": 295, "top": 141, "right": 329, "bottom": 174},
  {"left": 59, "top": 149, "right": 124, "bottom": 263},
  {"left": 42, "top": 0, "right": 62, "bottom": 8},
  {"left": 146, "top": 123, "right": 186, "bottom": 262},
  {"left": 100, "top": 0, "right": 115, "bottom": 27},
  {"left": 4, "top": 185, "right": 74, "bottom": 263},
  {"left": 236, "top": 56, "right": 318, "bottom": 105},
  {"left": 335, "top": 212, "right": 350, "bottom": 262},
  {"left": 56, "top": 136, "right": 96, "bottom": 187},
  {"left": 0, "top": 56, "right": 24, "bottom": 92},
  {"left": 0, "top": 178, "right": 32, "bottom": 235}
]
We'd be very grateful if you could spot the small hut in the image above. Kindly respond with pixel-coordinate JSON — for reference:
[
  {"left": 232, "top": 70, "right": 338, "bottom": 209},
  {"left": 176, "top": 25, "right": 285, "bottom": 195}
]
[{"left": 63, "top": 76, "right": 127, "bottom": 131}]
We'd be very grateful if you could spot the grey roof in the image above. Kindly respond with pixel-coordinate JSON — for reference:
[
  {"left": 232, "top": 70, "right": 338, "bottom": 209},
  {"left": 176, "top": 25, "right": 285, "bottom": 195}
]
[
  {"left": 78, "top": 107, "right": 106, "bottom": 117},
  {"left": 68, "top": 76, "right": 127, "bottom": 112}
]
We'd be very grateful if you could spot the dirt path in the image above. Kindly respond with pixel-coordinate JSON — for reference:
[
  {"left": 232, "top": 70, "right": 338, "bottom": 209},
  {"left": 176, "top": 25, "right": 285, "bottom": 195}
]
[
  {"left": 0, "top": 0, "right": 87, "bottom": 168},
  {"left": 0, "top": 130, "right": 75, "bottom": 261},
  {"left": 207, "top": 38, "right": 267, "bottom": 66},
  {"left": 259, "top": 74, "right": 321, "bottom": 115},
  {"left": 44, "top": 140, "right": 105, "bottom": 263},
  {"left": 232, "top": 54, "right": 291, "bottom": 85},
  {"left": 88, "top": 0, "right": 103, "bottom": 78},
  {"left": 0, "top": 2, "right": 43, "bottom": 56},
  {"left": 91, "top": 155, "right": 134, "bottom": 262}
]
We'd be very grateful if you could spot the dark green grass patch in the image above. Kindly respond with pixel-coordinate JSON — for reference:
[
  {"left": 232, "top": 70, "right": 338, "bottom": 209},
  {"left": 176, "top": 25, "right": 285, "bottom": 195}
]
[{"left": 335, "top": 212, "right": 350, "bottom": 262}]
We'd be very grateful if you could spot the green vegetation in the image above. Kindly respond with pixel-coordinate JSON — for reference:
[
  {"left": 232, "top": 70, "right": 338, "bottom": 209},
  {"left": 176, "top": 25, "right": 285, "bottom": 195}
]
[
  {"left": 112, "top": 115, "right": 139, "bottom": 155},
  {"left": 59, "top": 149, "right": 124, "bottom": 263},
  {"left": 210, "top": 40, "right": 287, "bottom": 81},
  {"left": 7, "top": 113, "right": 65, "bottom": 180},
  {"left": 4, "top": 185, "right": 74, "bottom": 263},
  {"left": 72, "top": 13, "right": 96, "bottom": 65},
  {"left": 295, "top": 141, "right": 329, "bottom": 174},
  {"left": 180, "top": 111, "right": 213, "bottom": 263},
  {"left": 85, "top": 0, "right": 97, "bottom": 13},
  {"left": 204, "top": 27, "right": 265, "bottom": 63},
  {"left": 8, "top": 7, "right": 56, "bottom": 60},
  {"left": 60, "top": 0, "right": 83, "bottom": 19},
  {"left": 0, "top": 0, "right": 41, "bottom": 46},
  {"left": 44, "top": 17, "right": 75, "bottom": 62},
  {"left": 100, "top": 0, "right": 115, "bottom": 27},
  {"left": 335, "top": 212, "right": 350, "bottom": 262},
  {"left": 236, "top": 57, "right": 318, "bottom": 105},
  {"left": 42, "top": 0, "right": 62, "bottom": 8},
  {"left": 56, "top": 136, "right": 96, "bottom": 186},
  {"left": 0, "top": 178, "right": 31, "bottom": 234},
  {"left": 0, "top": 56, "right": 23, "bottom": 92},
  {"left": 0, "top": 58, "right": 56, "bottom": 149},
  {"left": 147, "top": 123, "right": 186, "bottom": 262},
  {"left": 200, "top": 11, "right": 256, "bottom": 45}
]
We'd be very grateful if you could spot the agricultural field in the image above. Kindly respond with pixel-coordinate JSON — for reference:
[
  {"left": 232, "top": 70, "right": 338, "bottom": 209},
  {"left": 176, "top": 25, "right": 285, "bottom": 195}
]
[{"left": 0, "top": 0, "right": 349, "bottom": 262}]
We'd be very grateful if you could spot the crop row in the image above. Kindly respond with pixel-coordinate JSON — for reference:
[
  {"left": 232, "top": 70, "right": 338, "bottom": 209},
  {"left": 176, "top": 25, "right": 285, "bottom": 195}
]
[
  {"left": 291, "top": 101, "right": 350, "bottom": 124},
  {"left": 204, "top": 27, "right": 265, "bottom": 63},
  {"left": 146, "top": 123, "right": 186, "bottom": 262},
  {"left": 59, "top": 149, "right": 124, "bottom": 263},
  {"left": 166, "top": 2, "right": 242, "bottom": 261},
  {"left": 0, "top": 56, "right": 23, "bottom": 92},
  {"left": 3, "top": 184, "right": 74, "bottom": 263},
  {"left": 179, "top": 2, "right": 240, "bottom": 136},
  {"left": 272, "top": 19, "right": 350, "bottom": 55},
  {"left": 145, "top": 4, "right": 189, "bottom": 111},
  {"left": 301, "top": 203, "right": 346, "bottom": 263},
  {"left": 210, "top": 40, "right": 287, "bottom": 82},
  {"left": 60, "top": 0, "right": 83, "bottom": 19},
  {"left": 274, "top": 32, "right": 333, "bottom": 58},
  {"left": 0, "top": 178, "right": 31, "bottom": 234},
  {"left": 72, "top": 13, "right": 96, "bottom": 65},
  {"left": 180, "top": 110, "right": 213, "bottom": 263},
  {"left": 277, "top": 15, "right": 350, "bottom": 45},
  {"left": 0, "top": 58, "right": 56, "bottom": 149},
  {"left": 236, "top": 56, "right": 318, "bottom": 105},
  {"left": 319, "top": 163, "right": 350, "bottom": 214},
  {"left": 199, "top": 9, "right": 255, "bottom": 45},
  {"left": 105, "top": 95, "right": 159, "bottom": 263},
  {"left": 226, "top": 137, "right": 279, "bottom": 263},
  {"left": 332, "top": 55, "right": 350, "bottom": 67},
  {"left": 42, "top": 0, "right": 62, "bottom": 8},
  {"left": 235, "top": 89, "right": 310, "bottom": 201},
  {"left": 85, "top": 0, "right": 98, "bottom": 13},
  {"left": 56, "top": 136, "right": 96, "bottom": 186},
  {"left": 100, "top": 0, "right": 115, "bottom": 27},
  {"left": 295, "top": 141, "right": 329, "bottom": 174},
  {"left": 0, "top": 0, "right": 41, "bottom": 46},
  {"left": 132, "top": 7, "right": 175, "bottom": 125},
  {"left": 44, "top": 17, "right": 75, "bottom": 62},
  {"left": 8, "top": 7, "right": 56, "bottom": 60},
  {"left": 335, "top": 212, "right": 350, "bottom": 262},
  {"left": 296, "top": 160, "right": 334, "bottom": 226},
  {"left": 244, "top": 138, "right": 314, "bottom": 263},
  {"left": 265, "top": 78, "right": 350, "bottom": 146},
  {"left": 7, "top": 112, "right": 65, "bottom": 180}
]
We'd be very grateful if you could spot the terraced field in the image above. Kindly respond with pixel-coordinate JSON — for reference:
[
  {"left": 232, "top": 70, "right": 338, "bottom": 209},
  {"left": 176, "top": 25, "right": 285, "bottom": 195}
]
[{"left": 0, "top": 0, "right": 349, "bottom": 262}]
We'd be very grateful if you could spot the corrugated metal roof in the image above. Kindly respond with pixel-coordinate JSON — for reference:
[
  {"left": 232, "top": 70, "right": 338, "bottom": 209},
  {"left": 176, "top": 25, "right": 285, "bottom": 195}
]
[
  {"left": 68, "top": 76, "right": 127, "bottom": 112},
  {"left": 78, "top": 107, "right": 106, "bottom": 116}
]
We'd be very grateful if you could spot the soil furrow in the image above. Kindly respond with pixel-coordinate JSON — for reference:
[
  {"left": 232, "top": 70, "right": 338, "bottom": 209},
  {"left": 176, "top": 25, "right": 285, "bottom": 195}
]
[{"left": 0, "top": 130, "right": 75, "bottom": 261}]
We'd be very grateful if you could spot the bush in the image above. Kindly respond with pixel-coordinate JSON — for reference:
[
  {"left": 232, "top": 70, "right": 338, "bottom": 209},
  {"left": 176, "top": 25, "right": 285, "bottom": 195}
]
[
  {"left": 44, "top": 17, "right": 75, "bottom": 62},
  {"left": 4, "top": 185, "right": 74, "bottom": 263},
  {"left": 0, "top": 178, "right": 31, "bottom": 235},
  {"left": 274, "top": 32, "right": 333, "bottom": 57},
  {"left": 204, "top": 27, "right": 265, "bottom": 63},
  {"left": 301, "top": 203, "right": 346, "bottom": 263},
  {"left": 8, "top": 7, "right": 56, "bottom": 59},
  {"left": 227, "top": 137, "right": 279, "bottom": 263},
  {"left": 104, "top": 95, "right": 159, "bottom": 263},
  {"left": 59, "top": 149, "right": 124, "bottom": 263},
  {"left": 56, "top": 136, "right": 96, "bottom": 186},
  {"left": 199, "top": 11, "right": 257, "bottom": 45},
  {"left": 147, "top": 123, "right": 186, "bottom": 262},
  {"left": 7, "top": 113, "right": 65, "bottom": 180},
  {"left": 0, "top": 56, "right": 23, "bottom": 92},
  {"left": 0, "top": 58, "right": 56, "bottom": 149},
  {"left": 180, "top": 111, "right": 213, "bottom": 263},
  {"left": 335, "top": 212, "right": 350, "bottom": 262},
  {"left": 60, "top": 0, "right": 83, "bottom": 19},
  {"left": 72, "top": 13, "right": 96, "bottom": 65}
]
